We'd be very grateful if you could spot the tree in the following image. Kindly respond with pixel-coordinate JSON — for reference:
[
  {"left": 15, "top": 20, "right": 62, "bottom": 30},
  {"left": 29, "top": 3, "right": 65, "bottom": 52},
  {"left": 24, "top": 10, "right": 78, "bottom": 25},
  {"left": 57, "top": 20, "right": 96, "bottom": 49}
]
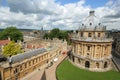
[
  {"left": 43, "top": 33, "right": 49, "bottom": 39},
  {"left": 3, "top": 41, "right": 23, "bottom": 57},
  {"left": 0, "top": 27, "right": 23, "bottom": 42},
  {"left": 44, "top": 28, "right": 69, "bottom": 41},
  {"left": 49, "top": 28, "right": 60, "bottom": 39}
]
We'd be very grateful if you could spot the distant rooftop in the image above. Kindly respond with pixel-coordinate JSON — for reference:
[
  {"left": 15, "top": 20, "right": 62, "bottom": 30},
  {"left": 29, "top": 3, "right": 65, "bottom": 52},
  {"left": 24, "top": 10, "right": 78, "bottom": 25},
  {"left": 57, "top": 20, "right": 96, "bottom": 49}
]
[{"left": 0, "top": 40, "right": 10, "bottom": 45}]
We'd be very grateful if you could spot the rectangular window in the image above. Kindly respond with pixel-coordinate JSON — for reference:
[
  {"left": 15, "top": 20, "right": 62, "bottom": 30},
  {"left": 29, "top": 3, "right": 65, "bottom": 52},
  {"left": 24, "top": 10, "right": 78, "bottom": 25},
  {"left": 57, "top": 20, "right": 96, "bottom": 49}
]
[
  {"left": 98, "top": 33, "right": 100, "bottom": 37},
  {"left": 29, "top": 61, "right": 31, "bottom": 66},
  {"left": 20, "top": 66, "right": 22, "bottom": 71},
  {"left": 87, "top": 46, "right": 90, "bottom": 51},
  {"left": 33, "top": 60, "right": 34, "bottom": 64},
  {"left": 36, "top": 58, "right": 37, "bottom": 63},
  {"left": 81, "top": 32, "right": 83, "bottom": 37},
  {"left": 25, "top": 63, "right": 27, "bottom": 68},
  {"left": 88, "top": 33, "right": 92, "bottom": 37},
  {"left": 14, "top": 68, "right": 18, "bottom": 74}
]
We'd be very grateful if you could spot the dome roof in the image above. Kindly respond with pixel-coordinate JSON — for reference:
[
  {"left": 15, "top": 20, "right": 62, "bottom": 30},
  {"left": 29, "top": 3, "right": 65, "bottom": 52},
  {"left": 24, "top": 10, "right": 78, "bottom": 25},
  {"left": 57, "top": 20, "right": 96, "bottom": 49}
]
[{"left": 82, "top": 11, "right": 101, "bottom": 28}]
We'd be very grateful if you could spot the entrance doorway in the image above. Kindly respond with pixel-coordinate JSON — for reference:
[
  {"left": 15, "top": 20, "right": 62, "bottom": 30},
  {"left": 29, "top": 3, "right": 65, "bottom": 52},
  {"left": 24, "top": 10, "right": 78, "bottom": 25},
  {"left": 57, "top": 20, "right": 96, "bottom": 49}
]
[
  {"left": 85, "top": 61, "right": 90, "bottom": 68},
  {"left": 104, "top": 62, "right": 107, "bottom": 68}
]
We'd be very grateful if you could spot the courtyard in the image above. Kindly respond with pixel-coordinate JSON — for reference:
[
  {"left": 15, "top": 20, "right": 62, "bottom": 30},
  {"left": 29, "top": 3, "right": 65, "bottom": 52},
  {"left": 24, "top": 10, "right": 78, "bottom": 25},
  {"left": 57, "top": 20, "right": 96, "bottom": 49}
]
[{"left": 56, "top": 60, "right": 120, "bottom": 80}]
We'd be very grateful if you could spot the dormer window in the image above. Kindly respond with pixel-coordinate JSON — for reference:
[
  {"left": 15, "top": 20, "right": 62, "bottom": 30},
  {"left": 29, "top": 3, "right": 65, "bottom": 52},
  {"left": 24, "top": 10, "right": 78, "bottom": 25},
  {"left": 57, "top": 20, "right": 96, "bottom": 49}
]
[{"left": 90, "top": 23, "right": 92, "bottom": 26}]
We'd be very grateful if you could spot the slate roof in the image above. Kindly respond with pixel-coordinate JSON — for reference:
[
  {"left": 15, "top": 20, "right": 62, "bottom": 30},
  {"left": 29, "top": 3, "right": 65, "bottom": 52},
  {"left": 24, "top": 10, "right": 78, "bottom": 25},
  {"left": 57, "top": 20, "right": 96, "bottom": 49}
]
[{"left": 9, "top": 48, "right": 47, "bottom": 63}]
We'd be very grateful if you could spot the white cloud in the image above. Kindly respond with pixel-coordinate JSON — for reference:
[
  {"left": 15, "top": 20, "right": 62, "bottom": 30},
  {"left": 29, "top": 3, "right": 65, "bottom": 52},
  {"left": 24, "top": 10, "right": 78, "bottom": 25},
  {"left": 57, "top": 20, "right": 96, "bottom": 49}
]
[{"left": 0, "top": 0, "right": 119, "bottom": 30}]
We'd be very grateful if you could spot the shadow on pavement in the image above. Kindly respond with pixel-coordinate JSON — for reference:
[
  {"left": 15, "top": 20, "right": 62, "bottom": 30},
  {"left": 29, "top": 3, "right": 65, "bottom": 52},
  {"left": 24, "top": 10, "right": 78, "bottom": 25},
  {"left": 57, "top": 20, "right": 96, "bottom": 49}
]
[{"left": 40, "top": 70, "right": 46, "bottom": 80}]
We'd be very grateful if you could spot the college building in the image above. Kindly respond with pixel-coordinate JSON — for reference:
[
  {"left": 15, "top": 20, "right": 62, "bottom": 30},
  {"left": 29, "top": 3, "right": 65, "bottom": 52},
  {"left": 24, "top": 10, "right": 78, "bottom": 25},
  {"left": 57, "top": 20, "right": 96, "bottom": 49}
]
[
  {"left": 69, "top": 11, "right": 113, "bottom": 71},
  {"left": 0, "top": 39, "right": 67, "bottom": 80}
]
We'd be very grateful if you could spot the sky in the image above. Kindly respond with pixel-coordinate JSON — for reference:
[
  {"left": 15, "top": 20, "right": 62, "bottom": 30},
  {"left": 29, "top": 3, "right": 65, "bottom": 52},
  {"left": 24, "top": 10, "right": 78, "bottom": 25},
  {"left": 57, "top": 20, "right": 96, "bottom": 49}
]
[{"left": 0, "top": 0, "right": 120, "bottom": 30}]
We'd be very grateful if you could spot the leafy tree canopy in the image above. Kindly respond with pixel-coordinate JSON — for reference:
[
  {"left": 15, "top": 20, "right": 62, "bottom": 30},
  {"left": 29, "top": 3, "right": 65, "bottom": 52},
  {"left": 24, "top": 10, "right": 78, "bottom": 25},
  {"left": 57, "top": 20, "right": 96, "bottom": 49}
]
[
  {"left": 3, "top": 41, "right": 23, "bottom": 57},
  {"left": 44, "top": 28, "right": 68, "bottom": 40},
  {"left": 0, "top": 27, "right": 23, "bottom": 42}
]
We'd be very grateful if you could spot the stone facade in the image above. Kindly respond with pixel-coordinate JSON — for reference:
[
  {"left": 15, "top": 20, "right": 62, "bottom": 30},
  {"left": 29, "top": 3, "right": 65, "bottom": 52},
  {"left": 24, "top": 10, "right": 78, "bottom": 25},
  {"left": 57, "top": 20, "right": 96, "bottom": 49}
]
[
  {"left": 0, "top": 39, "right": 67, "bottom": 80},
  {"left": 111, "top": 31, "right": 120, "bottom": 57},
  {"left": 115, "top": 39, "right": 120, "bottom": 57},
  {"left": 70, "top": 11, "right": 113, "bottom": 71}
]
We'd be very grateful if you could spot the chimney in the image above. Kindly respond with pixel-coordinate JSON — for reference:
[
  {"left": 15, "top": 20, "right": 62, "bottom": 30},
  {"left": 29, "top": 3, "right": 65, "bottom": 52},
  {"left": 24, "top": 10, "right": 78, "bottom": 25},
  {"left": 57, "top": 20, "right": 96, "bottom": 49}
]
[{"left": 89, "top": 10, "right": 95, "bottom": 16}]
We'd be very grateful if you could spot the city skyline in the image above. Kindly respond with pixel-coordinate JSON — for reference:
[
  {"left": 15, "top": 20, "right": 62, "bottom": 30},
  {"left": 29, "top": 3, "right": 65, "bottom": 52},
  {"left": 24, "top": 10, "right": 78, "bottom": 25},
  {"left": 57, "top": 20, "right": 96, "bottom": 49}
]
[{"left": 0, "top": 0, "right": 120, "bottom": 30}]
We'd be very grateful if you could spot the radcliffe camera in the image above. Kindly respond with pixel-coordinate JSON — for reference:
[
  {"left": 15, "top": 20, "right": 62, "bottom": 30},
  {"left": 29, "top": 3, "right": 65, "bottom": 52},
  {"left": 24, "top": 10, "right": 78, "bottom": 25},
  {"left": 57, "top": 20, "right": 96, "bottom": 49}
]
[{"left": 0, "top": 0, "right": 120, "bottom": 80}]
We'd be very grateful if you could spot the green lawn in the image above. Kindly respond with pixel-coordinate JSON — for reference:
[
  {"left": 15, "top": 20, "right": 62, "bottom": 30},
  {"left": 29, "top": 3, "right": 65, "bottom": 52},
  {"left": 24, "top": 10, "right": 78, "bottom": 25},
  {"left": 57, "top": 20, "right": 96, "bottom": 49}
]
[{"left": 56, "top": 60, "right": 120, "bottom": 80}]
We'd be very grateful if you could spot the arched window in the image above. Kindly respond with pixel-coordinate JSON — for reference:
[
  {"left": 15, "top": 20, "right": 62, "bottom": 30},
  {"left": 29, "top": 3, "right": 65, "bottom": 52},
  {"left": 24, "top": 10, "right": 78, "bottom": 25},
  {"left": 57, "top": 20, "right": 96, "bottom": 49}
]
[
  {"left": 85, "top": 61, "right": 90, "bottom": 68},
  {"left": 72, "top": 56, "right": 74, "bottom": 62},
  {"left": 78, "top": 59, "right": 81, "bottom": 64}
]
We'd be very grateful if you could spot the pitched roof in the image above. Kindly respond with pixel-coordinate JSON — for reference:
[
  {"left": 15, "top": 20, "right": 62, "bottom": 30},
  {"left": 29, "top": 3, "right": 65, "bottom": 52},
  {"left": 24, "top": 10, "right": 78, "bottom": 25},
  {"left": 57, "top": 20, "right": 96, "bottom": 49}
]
[
  {"left": 9, "top": 48, "right": 47, "bottom": 63},
  {"left": 0, "top": 40, "right": 10, "bottom": 45}
]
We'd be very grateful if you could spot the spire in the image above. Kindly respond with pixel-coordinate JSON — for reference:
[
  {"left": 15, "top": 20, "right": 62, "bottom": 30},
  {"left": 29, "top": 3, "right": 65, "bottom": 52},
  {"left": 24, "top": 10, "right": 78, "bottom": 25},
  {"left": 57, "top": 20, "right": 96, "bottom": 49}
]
[{"left": 89, "top": 10, "right": 95, "bottom": 16}]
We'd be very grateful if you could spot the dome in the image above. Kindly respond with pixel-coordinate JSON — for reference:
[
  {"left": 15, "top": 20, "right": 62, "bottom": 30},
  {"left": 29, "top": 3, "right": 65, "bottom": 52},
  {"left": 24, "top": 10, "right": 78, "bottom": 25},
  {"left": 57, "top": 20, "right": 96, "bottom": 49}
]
[{"left": 82, "top": 11, "right": 101, "bottom": 28}]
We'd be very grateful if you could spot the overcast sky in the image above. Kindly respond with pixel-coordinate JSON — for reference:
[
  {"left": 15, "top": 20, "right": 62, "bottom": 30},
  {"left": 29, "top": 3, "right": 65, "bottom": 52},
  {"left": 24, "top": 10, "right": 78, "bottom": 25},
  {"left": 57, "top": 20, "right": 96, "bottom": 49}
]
[{"left": 0, "top": 0, "right": 120, "bottom": 30}]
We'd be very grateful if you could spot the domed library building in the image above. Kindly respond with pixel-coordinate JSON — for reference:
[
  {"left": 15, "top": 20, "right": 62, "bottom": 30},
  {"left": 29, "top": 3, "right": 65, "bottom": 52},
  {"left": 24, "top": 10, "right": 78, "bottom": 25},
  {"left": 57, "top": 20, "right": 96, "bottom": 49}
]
[{"left": 70, "top": 11, "right": 113, "bottom": 71}]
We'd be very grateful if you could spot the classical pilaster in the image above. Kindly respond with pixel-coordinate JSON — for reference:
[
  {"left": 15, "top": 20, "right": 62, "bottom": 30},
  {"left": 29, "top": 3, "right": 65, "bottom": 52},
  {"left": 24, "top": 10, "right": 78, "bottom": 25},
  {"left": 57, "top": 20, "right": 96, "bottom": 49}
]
[
  {"left": 82, "top": 44, "right": 84, "bottom": 56},
  {"left": 82, "top": 43, "right": 84, "bottom": 56},
  {"left": 84, "top": 44, "right": 86, "bottom": 57},
  {"left": 100, "top": 45, "right": 102, "bottom": 59},
  {"left": 91, "top": 44, "right": 94, "bottom": 58},
  {"left": 77, "top": 43, "right": 79, "bottom": 54},
  {"left": 103, "top": 45, "right": 105, "bottom": 58},
  {"left": 93, "top": 45, "right": 95, "bottom": 58}
]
